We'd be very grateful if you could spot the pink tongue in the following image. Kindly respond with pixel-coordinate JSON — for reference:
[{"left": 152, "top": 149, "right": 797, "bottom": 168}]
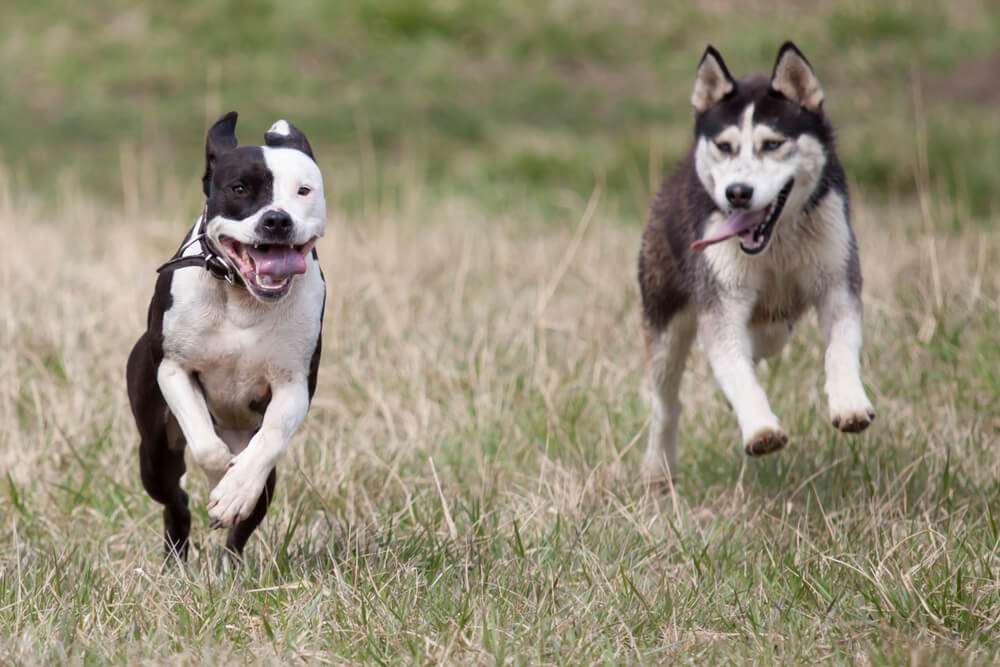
[
  {"left": 249, "top": 245, "right": 307, "bottom": 279},
  {"left": 690, "top": 209, "right": 767, "bottom": 252}
]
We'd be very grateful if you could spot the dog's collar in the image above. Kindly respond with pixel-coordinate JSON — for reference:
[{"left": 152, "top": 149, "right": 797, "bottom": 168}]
[{"left": 156, "top": 207, "right": 244, "bottom": 286}]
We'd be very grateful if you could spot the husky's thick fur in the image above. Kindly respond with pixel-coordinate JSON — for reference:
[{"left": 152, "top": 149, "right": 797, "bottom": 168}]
[{"left": 638, "top": 42, "right": 875, "bottom": 480}]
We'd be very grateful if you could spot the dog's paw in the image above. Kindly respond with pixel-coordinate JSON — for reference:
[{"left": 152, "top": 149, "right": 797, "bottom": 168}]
[
  {"left": 744, "top": 427, "right": 789, "bottom": 457},
  {"left": 827, "top": 380, "right": 875, "bottom": 435},
  {"left": 207, "top": 458, "right": 265, "bottom": 529},
  {"left": 831, "top": 405, "right": 875, "bottom": 433}
]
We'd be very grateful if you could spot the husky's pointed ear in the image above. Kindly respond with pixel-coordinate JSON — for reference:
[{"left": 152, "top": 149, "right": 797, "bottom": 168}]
[
  {"left": 203, "top": 111, "right": 239, "bottom": 196},
  {"left": 265, "top": 120, "right": 315, "bottom": 160},
  {"left": 770, "top": 42, "right": 824, "bottom": 111},
  {"left": 691, "top": 45, "right": 735, "bottom": 112}
]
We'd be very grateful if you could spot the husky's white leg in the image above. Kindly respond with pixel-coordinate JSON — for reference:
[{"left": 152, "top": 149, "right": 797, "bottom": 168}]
[
  {"left": 641, "top": 307, "right": 696, "bottom": 481},
  {"left": 699, "top": 305, "right": 788, "bottom": 455},
  {"left": 818, "top": 283, "right": 875, "bottom": 432}
]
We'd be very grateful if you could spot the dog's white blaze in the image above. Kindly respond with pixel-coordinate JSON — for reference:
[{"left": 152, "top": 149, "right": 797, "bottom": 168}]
[
  {"left": 738, "top": 105, "right": 755, "bottom": 156},
  {"left": 268, "top": 120, "right": 291, "bottom": 136}
]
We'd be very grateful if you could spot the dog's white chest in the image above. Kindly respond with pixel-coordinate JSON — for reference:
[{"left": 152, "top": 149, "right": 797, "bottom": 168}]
[
  {"left": 184, "top": 318, "right": 274, "bottom": 424},
  {"left": 161, "top": 265, "right": 323, "bottom": 430}
]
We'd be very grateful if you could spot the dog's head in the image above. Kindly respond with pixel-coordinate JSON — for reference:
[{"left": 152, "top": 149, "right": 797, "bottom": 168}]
[
  {"left": 201, "top": 112, "right": 326, "bottom": 302},
  {"left": 689, "top": 43, "right": 831, "bottom": 255}
]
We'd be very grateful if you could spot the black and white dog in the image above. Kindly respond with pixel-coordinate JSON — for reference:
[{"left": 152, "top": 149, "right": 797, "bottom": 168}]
[
  {"left": 638, "top": 43, "right": 875, "bottom": 481},
  {"left": 127, "top": 112, "right": 326, "bottom": 558}
]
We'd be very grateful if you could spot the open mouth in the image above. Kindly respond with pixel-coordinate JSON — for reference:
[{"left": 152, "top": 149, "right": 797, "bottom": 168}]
[
  {"left": 690, "top": 179, "right": 794, "bottom": 255},
  {"left": 217, "top": 237, "right": 317, "bottom": 300}
]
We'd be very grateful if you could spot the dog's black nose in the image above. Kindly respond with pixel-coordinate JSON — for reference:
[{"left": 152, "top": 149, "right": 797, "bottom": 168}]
[
  {"left": 725, "top": 183, "right": 754, "bottom": 208},
  {"left": 257, "top": 210, "right": 294, "bottom": 238}
]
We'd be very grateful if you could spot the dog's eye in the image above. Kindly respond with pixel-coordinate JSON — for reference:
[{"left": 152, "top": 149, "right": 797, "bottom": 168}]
[
  {"left": 297, "top": 186, "right": 312, "bottom": 196},
  {"left": 232, "top": 184, "right": 248, "bottom": 196},
  {"left": 761, "top": 139, "right": 786, "bottom": 152},
  {"left": 715, "top": 141, "right": 733, "bottom": 154}
]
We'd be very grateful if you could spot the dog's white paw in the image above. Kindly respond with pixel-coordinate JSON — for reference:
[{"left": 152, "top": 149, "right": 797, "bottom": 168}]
[
  {"left": 744, "top": 426, "right": 789, "bottom": 456},
  {"left": 207, "top": 457, "right": 266, "bottom": 529},
  {"left": 826, "top": 376, "right": 875, "bottom": 434},
  {"left": 830, "top": 398, "right": 875, "bottom": 434}
]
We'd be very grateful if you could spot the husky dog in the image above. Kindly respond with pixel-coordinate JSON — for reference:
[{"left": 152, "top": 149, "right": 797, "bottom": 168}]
[{"left": 638, "top": 42, "right": 875, "bottom": 481}]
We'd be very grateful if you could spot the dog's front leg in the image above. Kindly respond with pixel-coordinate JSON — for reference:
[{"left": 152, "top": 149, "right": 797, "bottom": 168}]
[
  {"left": 207, "top": 379, "right": 309, "bottom": 528},
  {"left": 818, "top": 283, "right": 875, "bottom": 433},
  {"left": 699, "top": 305, "right": 788, "bottom": 456},
  {"left": 157, "top": 359, "right": 233, "bottom": 474}
]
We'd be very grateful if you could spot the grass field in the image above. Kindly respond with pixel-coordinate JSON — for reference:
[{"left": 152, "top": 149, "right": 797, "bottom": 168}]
[{"left": 3, "top": 0, "right": 1000, "bottom": 663}]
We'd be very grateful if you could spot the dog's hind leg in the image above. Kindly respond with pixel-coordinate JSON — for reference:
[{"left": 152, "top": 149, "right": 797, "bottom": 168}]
[
  {"left": 224, "top": 468, "right": 277, "bottom": 557},
  {"left": 640, "top": 307, "right": 697, "bottom": 483},
  {"left": 128, "top": 334, "right": 191, "bottom": 561}
]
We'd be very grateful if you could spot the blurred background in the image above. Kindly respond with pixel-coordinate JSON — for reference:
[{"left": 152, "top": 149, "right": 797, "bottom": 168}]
[{"left": 3, "top": 0, "right": 998, "bottom": 226}]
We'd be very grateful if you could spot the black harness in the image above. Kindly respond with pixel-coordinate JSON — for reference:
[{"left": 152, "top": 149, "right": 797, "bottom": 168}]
[{"left": 156, "top": 207, "right": 244, "bottom": 286}]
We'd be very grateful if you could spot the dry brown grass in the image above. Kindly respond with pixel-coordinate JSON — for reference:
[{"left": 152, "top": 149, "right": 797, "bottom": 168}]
[{"left": 2, "top": 160, "right": 1000, "bottom": 662}]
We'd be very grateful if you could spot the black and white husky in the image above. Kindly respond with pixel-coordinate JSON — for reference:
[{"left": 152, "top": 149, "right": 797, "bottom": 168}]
[{"left": 638, "top": 42, "right": 875, "bottom": 481}]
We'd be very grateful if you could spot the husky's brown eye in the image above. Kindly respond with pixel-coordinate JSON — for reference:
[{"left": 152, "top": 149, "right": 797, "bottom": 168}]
[
  {"left": 715, "top": 141, "right": 733, "bottom": 154},
  {"left": 231, "top": 184, "right": 248, "bottom": 196},
  {"left": 297, "top": 186, "right": 312, "bottom": 196},
  {"left": 761, "top": 139, "right": 785, "bottom": 151}
]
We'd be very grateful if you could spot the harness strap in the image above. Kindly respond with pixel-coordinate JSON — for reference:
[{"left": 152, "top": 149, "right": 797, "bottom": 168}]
[{"left": 155, "top": 206, "right": 243, "bottom": 286}]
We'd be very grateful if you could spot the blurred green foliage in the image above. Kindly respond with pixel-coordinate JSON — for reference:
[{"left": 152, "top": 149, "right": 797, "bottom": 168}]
[{"left": 1, "top": 0, "right": 998, "bottom": 221}]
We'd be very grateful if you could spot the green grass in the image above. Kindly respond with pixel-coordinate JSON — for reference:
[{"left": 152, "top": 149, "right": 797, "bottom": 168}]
[
  {"left": 2, "top": 0, "right": 999, "bottom": 219},
  {"left": 3, "top": 0, "right": 1000, "bottom": 663}
]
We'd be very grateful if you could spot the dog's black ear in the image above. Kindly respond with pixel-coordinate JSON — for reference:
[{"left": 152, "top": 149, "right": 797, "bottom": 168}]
[
  {"left": 264, "top": 120, "right": 315, "bottom": 160},
  {"left": 203, "top": 111, "right": 239, "bottom": 196},
  {"left": 770, "top": 42, "right": 824, "bottom": 111},
  {"left": 691, "top": 45, "right": 736, "bottom": 113}
]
